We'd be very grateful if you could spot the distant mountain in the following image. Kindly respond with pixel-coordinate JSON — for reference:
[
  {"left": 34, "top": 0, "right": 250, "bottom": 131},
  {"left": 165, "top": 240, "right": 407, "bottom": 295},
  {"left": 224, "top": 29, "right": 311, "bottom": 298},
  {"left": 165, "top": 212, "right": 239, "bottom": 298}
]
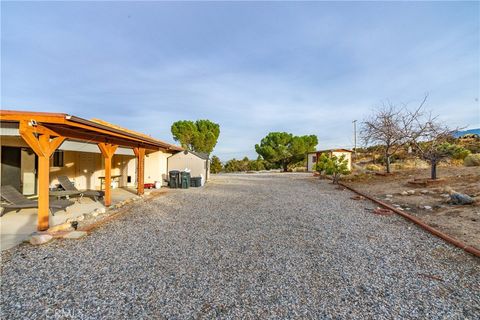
[{"left": 453, "top": 128, "right": 480, "bottom": 138}]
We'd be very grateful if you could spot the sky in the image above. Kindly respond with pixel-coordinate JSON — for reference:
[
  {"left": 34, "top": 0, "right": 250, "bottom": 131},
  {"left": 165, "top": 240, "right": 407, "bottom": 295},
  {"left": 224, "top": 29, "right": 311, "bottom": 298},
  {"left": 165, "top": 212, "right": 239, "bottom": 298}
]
[{"left": 1, "top": 1, "right": 479, "bottom": 159}]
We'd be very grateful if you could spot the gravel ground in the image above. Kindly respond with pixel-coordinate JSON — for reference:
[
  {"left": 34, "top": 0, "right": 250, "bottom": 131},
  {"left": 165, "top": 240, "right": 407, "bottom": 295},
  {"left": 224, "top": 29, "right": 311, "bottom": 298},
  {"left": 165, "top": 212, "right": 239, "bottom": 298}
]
[{"left": 1, "top": 173, "right": 479, "bottom": 319}]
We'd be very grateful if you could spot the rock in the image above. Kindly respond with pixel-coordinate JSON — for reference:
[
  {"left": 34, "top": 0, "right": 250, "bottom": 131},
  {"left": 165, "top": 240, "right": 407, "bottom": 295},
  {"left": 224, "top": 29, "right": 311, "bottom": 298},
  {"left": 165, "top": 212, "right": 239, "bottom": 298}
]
[
  {"left": 373, "top": 207, "right": 393, "bottom": 215},
  {"left": 350, "top": 195, "right": 365, "bottom": 201},
  {"left": 144, "top": 191, "right": 151, "bottom": 196},
  {"left": 63, "top": 231, "right": 88, "bottom": 239},
  {"left": 95, "top": 207, "right": 106, "bottom": 214},
  {"left": 75, "top": 215, "right": 85, "bottom": 222},
  {"left": 405, "top": 207, "right": 411, "bottom": 211},
  {"left": 420, "top": 190, "right": 429, "bottom": 194},
  {"left": 449, "top": 193, "right": 474, "bottom": 205},
  {"left": 407, "top": 190, "right": 415, "bottom": 195},
  {"left": 423, "top": 206, "right": 433, "bottom": 210},
  {"left": 385, "top": 194, "right": 393, "bottom": 198},
  {"left": 400, "top": 191, "right": 409, "bottom": 196},
  {"left": 47, "top": 223, "right": 73, "bottom": 233},
  {"left": 84, "top": 212, "right": 96, "bottom": 219},
  {"left": 30, "top": 234, "right": 53, "bottom": 245}
]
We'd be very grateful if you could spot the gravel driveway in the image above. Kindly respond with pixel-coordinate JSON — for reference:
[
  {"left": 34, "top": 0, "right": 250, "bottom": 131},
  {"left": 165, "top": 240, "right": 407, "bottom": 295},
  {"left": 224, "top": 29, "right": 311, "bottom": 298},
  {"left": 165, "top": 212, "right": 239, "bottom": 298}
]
[{"left": 1, "top": 173, "right": 479, "bottom": 319}]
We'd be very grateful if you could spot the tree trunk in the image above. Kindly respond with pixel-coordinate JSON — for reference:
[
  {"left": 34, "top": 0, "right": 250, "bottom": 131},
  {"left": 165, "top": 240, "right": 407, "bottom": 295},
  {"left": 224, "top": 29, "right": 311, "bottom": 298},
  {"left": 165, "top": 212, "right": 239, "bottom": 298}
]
[
  {"left": 385, "top": 154, "right": 391, "bottom": 173},
  {"left": 431, "top": 160, "right": 437, "bottom": 180},
  {"left": 283, "top": 161, "right": 288, "bottom": 172},
  {"left": 332, "top": 173, "right": 339, "bottom": 184}
]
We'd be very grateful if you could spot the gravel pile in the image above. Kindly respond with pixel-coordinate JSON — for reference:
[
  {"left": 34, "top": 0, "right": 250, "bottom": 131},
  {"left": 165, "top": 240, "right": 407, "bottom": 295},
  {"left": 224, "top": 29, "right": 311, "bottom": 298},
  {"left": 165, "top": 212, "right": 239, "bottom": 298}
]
[{"left": 1, "top": 173, "right": 479, "bottom": 318}]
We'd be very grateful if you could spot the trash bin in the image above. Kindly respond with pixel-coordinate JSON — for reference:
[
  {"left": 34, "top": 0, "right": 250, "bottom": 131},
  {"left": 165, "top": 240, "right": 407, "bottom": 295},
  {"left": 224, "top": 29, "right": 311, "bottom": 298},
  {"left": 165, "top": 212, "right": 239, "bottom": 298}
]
[
  {"left": 169, "top": 170, "right": 180, "bottom": 188},
  {"left": 191, "top": 177, "right": 201, "bottom": 187},
  {"left": 180, "top": 171, "right": 191, "bottom": 189}
]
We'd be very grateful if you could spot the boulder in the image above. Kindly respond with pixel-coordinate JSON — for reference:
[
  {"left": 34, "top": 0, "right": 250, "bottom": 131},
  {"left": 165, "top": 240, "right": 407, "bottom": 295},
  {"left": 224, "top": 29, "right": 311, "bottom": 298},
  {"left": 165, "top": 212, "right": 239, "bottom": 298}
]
[
  {"left": 423, "top": 205, "right": 433, "bottom": 210},
  {"left": 95, "top": 207, "right": 106, "bottom": 214},
  {"left": 407, "top": 190, "right": 415, "bottom": 195},
  {"left": 84, "top": 212, "right": 97, "bottom": 220},
  {"left": 400, "top": 191, "right": 409, "bottom": 196},
  {"left": 449, "top": 193, "right": 474, "bottom": 205},
  {"left": 30, "top": 234, "right": 53, "bottom": 245},
  {"left": 385, "top": 194, "right": 393, "bottom": 198},
  {"left": 47, "top": 222, "right": 73, "bottom": 233}
]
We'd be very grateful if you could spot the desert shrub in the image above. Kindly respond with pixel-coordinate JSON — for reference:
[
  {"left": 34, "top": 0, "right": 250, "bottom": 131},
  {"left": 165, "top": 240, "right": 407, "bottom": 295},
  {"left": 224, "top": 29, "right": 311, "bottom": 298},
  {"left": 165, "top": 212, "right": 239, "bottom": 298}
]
[
  {"left": 449, "top": 145, "right": 471, "bottom": 160},
  {"left": 365, "top": 164, "right": 382, "bottom": 171},
  {"left": 377, "top": 154, "right": 401, "bottom": 165},
  {"left": 464, "top": 154, "right": 480, "bottom": 167},
  {"left": 391, "top": 163, "right": 405, "bottom": 170},
  {"left": 316, "top": 154, "right": 350, "bottom": 184}
]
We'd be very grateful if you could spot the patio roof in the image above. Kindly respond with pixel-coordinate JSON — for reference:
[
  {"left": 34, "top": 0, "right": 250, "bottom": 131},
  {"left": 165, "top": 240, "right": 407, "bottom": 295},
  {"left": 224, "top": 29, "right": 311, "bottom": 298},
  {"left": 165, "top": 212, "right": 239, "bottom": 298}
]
[
  {"left": 0, "top": 110, "right": 180, "bottom": 231},
  {"left": 0, "top": 110, "right": 183, "bottom": 152}
]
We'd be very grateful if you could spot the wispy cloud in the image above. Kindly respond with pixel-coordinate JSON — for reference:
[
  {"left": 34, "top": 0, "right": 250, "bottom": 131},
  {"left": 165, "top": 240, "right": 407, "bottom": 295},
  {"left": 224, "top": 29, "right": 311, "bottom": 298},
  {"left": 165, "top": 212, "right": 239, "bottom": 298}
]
[{"left": 1, "top": 1, "right": 478, "bottom": 159}]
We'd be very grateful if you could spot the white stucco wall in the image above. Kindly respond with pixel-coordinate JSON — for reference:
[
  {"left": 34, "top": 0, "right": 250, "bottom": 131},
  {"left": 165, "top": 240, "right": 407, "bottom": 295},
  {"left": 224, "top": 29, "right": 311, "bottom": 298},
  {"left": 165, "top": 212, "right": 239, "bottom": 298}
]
[
  {"left": 331, "top": 151, "right": 352, "bottom": 171},
  {"left": 144, "top": 150, "right": 170, "bottom": 185},
  {"left": 307, "top": 151, "right": 352, "bottom": 172},
  {"left": 307, "top": 153, "right": 317, "bottom": 172}
]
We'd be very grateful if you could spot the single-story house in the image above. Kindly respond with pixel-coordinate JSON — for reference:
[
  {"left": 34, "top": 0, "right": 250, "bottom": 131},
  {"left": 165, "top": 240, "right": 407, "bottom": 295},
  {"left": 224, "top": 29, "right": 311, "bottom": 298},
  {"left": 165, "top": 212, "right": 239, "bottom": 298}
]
[
  {"left": 167, "top": 150, "right": 210, "bottom": 183},
  {"left": 307, "top": 149, "right": 353, "bottom": 172},
  {"left": 0, "top": 110, "right": 182, "bottom": 231}
]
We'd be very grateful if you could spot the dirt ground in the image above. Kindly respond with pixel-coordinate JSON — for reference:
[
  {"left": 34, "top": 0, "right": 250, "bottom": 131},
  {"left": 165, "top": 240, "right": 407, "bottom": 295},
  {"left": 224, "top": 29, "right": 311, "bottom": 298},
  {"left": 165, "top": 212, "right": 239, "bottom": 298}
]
[{"left": 344, "top": 166, "right": 480, "bottom": 249}]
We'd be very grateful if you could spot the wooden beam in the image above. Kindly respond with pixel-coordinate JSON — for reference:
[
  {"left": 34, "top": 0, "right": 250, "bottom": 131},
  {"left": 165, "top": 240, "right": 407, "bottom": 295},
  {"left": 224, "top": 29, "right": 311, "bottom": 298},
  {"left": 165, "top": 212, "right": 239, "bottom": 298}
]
[
  {"left": 98, "top": 143, "right": 118, "bottom": 206},
  {"left": 37, "top": 156, "right": 50, "bottom": 230},
  {"left": 1, "top": 110, "right": 183, "bottom": 151},
  {"left": 18, "top": 122, "right": 66, "bottom": 231},
  {"left": 46, "top": 125, "right": 161, "bottom": 151},
  {"left": 133, "top": 147, "right": 146, "bottom": 195}
]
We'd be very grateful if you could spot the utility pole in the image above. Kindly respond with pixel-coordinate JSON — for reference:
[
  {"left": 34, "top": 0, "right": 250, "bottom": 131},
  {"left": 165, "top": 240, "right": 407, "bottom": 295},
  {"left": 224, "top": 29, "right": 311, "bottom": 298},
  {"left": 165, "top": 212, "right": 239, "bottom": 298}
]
[{"left": 352, "top": 120, "right": 357, "bottom": 158}]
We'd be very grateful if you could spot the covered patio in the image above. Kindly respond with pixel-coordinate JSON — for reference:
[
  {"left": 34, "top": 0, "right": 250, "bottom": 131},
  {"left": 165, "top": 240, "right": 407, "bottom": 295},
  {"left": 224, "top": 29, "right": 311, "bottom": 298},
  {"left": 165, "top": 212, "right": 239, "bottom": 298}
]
[
  {"left": 0, "top": 111, "right": 182, "bottom": 241},
  {"left": 0, "top": 187, "right": 137, "bottom": 250}
]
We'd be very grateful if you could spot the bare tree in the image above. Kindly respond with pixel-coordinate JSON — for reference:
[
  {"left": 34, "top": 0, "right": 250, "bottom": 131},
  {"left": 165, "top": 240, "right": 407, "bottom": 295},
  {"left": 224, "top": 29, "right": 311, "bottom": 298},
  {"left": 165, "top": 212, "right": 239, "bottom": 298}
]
[
  {"left": 361, "top": 95, "right": 427, "bottom": 173},
  {"left": 411, "top": 114, "right": 457, "bottom": 180}
]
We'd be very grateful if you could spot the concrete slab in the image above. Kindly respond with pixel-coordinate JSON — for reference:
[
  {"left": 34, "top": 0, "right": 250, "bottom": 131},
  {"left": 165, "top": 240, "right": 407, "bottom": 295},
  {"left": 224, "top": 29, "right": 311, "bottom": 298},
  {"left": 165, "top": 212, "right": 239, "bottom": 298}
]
[{"left": 1, "top": 188, "right": 137, "bottom": 251}]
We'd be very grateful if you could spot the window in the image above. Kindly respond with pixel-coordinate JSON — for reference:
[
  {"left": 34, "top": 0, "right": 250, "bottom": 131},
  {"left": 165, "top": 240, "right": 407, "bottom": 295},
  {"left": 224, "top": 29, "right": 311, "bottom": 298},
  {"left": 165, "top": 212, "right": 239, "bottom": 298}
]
[
  {"left": 312, "top": 156, "right": 317, "bottom": 162},
  {"left": 52, "top": 150, "right": 64, "bottom": 167}
]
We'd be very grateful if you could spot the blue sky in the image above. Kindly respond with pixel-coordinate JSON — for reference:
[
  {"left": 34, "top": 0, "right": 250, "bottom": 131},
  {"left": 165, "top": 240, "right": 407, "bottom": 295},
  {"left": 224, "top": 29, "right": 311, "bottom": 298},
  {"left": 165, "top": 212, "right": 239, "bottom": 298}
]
[{"left": 2, "top": 1, "right": 479, "bottom": 159}]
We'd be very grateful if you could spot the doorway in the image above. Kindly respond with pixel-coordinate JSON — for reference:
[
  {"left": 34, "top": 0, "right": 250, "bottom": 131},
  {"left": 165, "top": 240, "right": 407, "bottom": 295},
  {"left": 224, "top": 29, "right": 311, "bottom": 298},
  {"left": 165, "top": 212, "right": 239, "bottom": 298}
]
[{"left": 1, "top": 146, "right": 22, "bottom": 192}]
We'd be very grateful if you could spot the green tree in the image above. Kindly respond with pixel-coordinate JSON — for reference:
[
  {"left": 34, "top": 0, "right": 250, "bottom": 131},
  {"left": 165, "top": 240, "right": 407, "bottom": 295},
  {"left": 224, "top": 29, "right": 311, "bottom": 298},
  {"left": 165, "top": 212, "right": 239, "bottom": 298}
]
[
  {"left": 255, "top": 132, "right": 318, "bottom": 171},
  {"left": 315, "top": 154, "right": 350, "bottom": 184},
  {"left": 171, "top": 120, "right": 220, "bottom": 153},
  {"left": 224, "top": 158, "right": 240, "bottom": 173},
  {"left": 210, "top": 155, "right": 223, "bottom": 174}
]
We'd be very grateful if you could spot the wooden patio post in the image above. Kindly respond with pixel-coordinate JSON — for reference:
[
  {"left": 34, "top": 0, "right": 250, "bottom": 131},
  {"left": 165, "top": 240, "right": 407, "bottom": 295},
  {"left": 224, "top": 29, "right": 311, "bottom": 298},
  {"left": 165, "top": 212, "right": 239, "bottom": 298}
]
[
  {"left": 19, "top": 121, "right": 65, "bottom": 231},
  {"left": 98, "top": 143, "right": 118, "bottom": 206},
  {"left": 133, "top": 147, "right": 145, "bottom": 195}
]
